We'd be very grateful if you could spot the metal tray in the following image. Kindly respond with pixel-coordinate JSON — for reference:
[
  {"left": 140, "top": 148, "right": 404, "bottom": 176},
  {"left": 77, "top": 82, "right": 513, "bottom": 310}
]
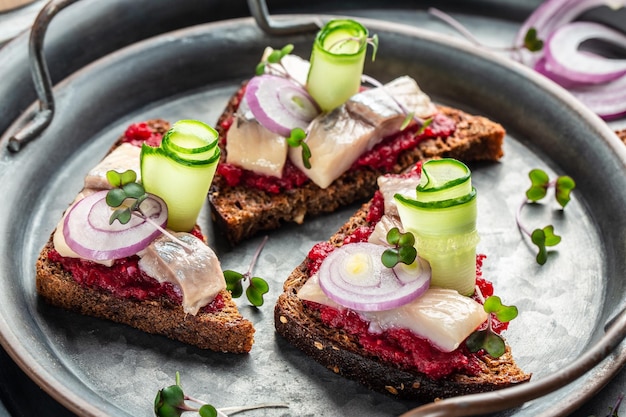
[{"left": 1, "top": 2, "right": 625, "bottom": 417}]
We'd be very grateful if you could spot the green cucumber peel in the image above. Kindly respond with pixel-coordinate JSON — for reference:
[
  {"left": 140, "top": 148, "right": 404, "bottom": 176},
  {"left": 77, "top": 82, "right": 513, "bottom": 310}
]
[
  {"left": 466, "top": 295, "right": 518, "bottom": 358},
  {"left": 517, "top": 168, "right": 575, "bottom": 265},
  {"left": 307, "top": 19, "right": 378, "bottom": 111},
  {"left": 394, "top": 188, "right": 476, "bottom": 210},
  {"left": 223, "top": 236, "right": 270, "bottom": 307},
  {"left": 140, "top": 120, "right": 220, "bottom": 232}
]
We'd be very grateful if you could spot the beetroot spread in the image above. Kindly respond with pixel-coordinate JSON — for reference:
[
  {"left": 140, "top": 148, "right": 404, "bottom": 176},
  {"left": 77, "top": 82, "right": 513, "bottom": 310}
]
[
  {"left": 216, "top": 85, "right": 457, "bottom": 194},
  {"left": 52, "top": 125, "right": 225, "bottom": 314},
  {"left": 304, "top": 190, "right": 504, "bottom": 380}
]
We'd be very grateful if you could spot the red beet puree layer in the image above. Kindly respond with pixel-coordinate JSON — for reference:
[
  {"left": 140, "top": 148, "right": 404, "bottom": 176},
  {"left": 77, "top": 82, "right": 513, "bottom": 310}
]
[
  {"left": 216, "top": 85, "right": 457, "bottom": 194},
  {"left": 304, "top": 185, "right": 504, "bottom": 380},
  {"left": 49, "top": 124, "right": 225, "bottom": 314}
]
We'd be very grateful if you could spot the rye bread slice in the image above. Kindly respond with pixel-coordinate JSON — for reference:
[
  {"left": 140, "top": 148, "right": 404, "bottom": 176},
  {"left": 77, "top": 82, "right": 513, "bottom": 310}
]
[
  {"left": 274, "top": 201, "right": 531, "bottom": 402},
  {"left": 35, "top": 121, "right": 255, "bottom": 353},
  {"left": 209, "top": 84, "right": 505, "bottom": 245}
]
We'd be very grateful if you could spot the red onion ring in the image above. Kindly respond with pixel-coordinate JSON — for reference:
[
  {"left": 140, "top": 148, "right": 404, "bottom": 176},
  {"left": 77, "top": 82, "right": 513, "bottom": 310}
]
[
  {"left": 245, "top": 74, "right": 320, "bottom": 137},
  {"left": 514, "top": 0, "right": 626, "bottom": 120},
  {"left": 542, "top": 22, "right": 626, "bottom": 85},
  {"left": 318, "top": 242, "right": 431, "bottom": 312},
  {"left": 63, "top": 190, "right": 168, "bottom": 261}
]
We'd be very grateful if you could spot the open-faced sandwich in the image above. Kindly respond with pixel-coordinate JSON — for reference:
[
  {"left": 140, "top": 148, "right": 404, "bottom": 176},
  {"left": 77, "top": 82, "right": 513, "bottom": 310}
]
[
  {"left": 209, "top": 19, "right": 506, "bottom": 245},
  {"left": 275, "top": 158, "right": 531, "bottom": 401},
  {"left": 36, "top": 119, "right": 255, "bottom": 353}
]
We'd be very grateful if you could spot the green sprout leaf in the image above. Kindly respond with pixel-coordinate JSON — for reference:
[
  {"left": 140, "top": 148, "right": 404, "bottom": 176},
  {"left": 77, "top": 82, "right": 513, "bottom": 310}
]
[
  {"left": 381, "top": 227, "right": 417, "bottom": 268},
  {"left": 286, "top": 128, "right": 311, "bottom": 169},
  {"left": 105, "top": 169, "right": 149, "bottom": 225},
  {"left": 106, "top": 187, "right": 128, "bottom": 207},
  {"left": 555, "top": 175, "right": 575, "bottom": 208},
  {"left": 484, "top": 296, "right": 518, "bottom": 323},
  {"left": 198, "top": 405, "right": 218, "bottom": 417},
  {"left": 517, "top": 168, "right": 575, "bottom": 265},
  {"left": 524, "top": 27, "right": 544, "bottom": 52},
  {"left": 154, "top": 382, "right": 185, "bottom": 417},
  {"left": 526, "top": 168, "right": 549, "bottom": 201},
  {"left": 246, "top": 277, "right": 270, "bottom": 307},
  {"left": 255, "top": 43, "right": 295, "bottom": 77},
  {"left": 223, "top": 270, "right": 244, "bottom": 298},
  {"left": 223, "top": 236, "right": 270, "bottom": 306},
  {"left": 466, "top": 329, "right": 506, "bottom": 358}
]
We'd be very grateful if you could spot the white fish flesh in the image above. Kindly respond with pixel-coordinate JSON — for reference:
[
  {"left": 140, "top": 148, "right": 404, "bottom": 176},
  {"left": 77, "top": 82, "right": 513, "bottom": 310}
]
[
  {"left": 226, "top": 98, "right": 288, "bottom": 178},
  {"left": 138, "top": 232, "right": 226, "bottom": 315},
  {"left": 289, "top": 76, "right": 437, "bottom": 188},
  {"left": 84, "top": 143, "right": 141, "bottom": 190}
]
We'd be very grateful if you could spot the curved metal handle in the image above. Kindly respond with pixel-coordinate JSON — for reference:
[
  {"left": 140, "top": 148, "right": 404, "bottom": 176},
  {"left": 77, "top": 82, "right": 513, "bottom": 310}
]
[
  {"left": 7, "top": 0, "right": 80, "bottom": 153},
  {"left": 246, "top": 0, "right": 320, "bottom": 35},
  {"left": 400, "top": 306, "right": 626, "bottom": 417}
]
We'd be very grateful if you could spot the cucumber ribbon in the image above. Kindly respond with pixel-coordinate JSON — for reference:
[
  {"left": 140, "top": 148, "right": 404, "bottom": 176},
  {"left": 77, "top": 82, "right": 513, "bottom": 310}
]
[
  {"left": 140, "top": 120, "right": 220, "bottom": 232},
  {"left": 307, "top": 19, "right": 371, "bottom": 112},
  {"left": 394, "top": 159, "right": 479, "bottom": 295}
]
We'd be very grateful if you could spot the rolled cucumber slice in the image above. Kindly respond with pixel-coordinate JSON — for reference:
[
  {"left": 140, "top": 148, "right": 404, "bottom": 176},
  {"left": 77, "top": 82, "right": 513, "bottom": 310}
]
[
  {"left": 394, "top": 159, "right": 479, "bottom": 295},
  {"left": 140, "top": 120, "right": 220, "bottom": 232},
  {"left": 307, "top": 19, "right": 369, "bottom": 112}
]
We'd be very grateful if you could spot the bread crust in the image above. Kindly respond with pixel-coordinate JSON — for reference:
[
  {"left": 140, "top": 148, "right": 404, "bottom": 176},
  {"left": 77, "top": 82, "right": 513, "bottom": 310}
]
[
  {"left": 209, "top": 84, "right": 505, "bottom": 245},
  {"left": 274, "top": 201, "right": 531, "bottom": 402},
  {"left": 35, "top": 121, "right": 255, "bottom": 353}
]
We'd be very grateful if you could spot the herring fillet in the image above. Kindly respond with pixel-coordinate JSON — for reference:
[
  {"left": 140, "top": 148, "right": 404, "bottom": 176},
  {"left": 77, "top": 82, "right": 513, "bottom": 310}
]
[{"left": 289, "top": 76, "right": 437, "bottom": 188}]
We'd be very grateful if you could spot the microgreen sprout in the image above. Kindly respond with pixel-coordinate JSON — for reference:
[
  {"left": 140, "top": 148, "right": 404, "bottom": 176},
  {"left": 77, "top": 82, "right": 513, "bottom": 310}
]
[
  {"left": 223, "top": 236, "right": 270, "bottom": 307},
  {"left": 255, "top": 44, "right": 300, "bottom": 83},
  {"left": 516, "top": 169, "right": 576, "bottom": 265},
  {"left": 105, "top": 169, "right": 193, "bottom": 252},
  {"left": 286, "top": 127, "right": 312, "bottom": 169},
  {"left": 381, "top": 227, "right": 417, "bottom": 268},
  {"left": 154, "top": 372, "right": 288, "bottom": 417},
  {"left": 427, "top": 8, "right": 543, "bottom": 53},
  {"left": 466, "top": 295, "right": 518, "bottom": 358}
]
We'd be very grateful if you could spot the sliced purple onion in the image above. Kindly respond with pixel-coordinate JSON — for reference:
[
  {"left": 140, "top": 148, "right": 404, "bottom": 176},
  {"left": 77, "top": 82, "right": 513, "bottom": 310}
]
[
  {"left": 513, "top": 0, "right": 626, "bottom": 120},
  {"left": 543, "top": 22, "right": 626, "bottom": 85},
  {"left": 63, "top": 190, "right": 168, "bottom": 261},
  {"left": 318, "top": 242, "right": 431, "bottom": 312},
  {"left": 245, "top": 74, "right": 320, "bottom": 137}
]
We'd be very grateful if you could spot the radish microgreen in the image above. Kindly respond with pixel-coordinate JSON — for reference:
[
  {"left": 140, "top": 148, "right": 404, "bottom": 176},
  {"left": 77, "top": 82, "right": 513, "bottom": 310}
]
[
  {"left": 466, "top": 295, "right": 518, "bottom": 358},
  {"left": 255, "top": 44, "right": 296, "bottom": 80},
  {"left": 223, "top": 236, "right": 270, "bottom": 307},
  {"left": 516, "top": 168, "right": 575, "bottom": 265},
  {"left": 286, "top": 127, "right": 312, "bottom": 169},
  {"left": 381, "top": 227, "right": 417, "bottom": 268},
  {"left": 155, "top": 372, "right": 288, "bottom": 417}
]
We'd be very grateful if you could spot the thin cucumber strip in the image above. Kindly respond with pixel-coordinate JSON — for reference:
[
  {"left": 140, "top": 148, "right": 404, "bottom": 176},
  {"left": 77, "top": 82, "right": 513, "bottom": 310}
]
[
  {"left": 394, "top": 158, "right": 478, "bottom": 295},
  {"left": 307, "top": 19, "right": 369, "bottom": 112},
  {"left": 141, "top": 145, "right": 218, "bottom": 232},
  {"left": 162, "top": 120, "right": 219, "bottom": 162}
]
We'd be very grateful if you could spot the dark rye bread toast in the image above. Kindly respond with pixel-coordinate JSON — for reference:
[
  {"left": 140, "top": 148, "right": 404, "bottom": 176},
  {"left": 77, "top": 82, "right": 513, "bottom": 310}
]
[
  {"left": 274, "top": 201, "right": 531, "bottom": 401},
  {"left": 35, "top": 121, "right": 255, "bottom": 353},
  {"left": 209, "top": 84, "right": 505, "bottom": 245}
]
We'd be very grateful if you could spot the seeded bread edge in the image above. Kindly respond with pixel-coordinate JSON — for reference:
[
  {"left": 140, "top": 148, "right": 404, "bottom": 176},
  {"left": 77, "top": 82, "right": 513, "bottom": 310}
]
[
  {"left": 274, "top": 201, "right": 531, "bottom": 402},
  {"left": 35, "top": 120, "right": 255, "bottom": 353},
  {"left": 209, "top": 85, "right": 505, "bottom": 245}
]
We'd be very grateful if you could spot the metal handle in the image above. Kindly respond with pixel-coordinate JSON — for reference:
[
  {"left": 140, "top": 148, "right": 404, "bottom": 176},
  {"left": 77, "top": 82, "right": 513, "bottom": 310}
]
[
  {"left": 7, "top": 0, "right": 80, "bottom": 152},
  {"left": 246, "top": 0, "right": 320, "bottom": 35},
  {"left": 400, "top": 306, "right": 626, "bottom": 417},
  {"left": 7, "top": 0, "right": 318, "bottom": 153}
]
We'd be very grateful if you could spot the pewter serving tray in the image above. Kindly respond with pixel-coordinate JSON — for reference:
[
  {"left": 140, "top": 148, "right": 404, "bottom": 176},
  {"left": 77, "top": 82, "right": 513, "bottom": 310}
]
[{"left": 0, "top": 4, "right": 625, "bottom": 417}]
